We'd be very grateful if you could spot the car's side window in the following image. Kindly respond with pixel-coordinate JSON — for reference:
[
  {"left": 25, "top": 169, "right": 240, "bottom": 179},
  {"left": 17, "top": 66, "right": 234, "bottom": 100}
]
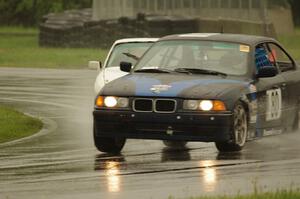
[
  {"left": 254, "top": 43, "right": 276, "bottom": 72},
  {"left": 267, "top": 43, "right": 295, "bottom": 72}
]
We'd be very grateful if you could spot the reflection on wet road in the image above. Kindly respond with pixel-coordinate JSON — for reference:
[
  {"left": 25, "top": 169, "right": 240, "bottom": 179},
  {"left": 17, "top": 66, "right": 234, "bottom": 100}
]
[
  {"left": 0, "top": 68, "right": 299, "bottom": 199},
  {"left": 200, "top": 161, "right": 217, "bottom": 192}
]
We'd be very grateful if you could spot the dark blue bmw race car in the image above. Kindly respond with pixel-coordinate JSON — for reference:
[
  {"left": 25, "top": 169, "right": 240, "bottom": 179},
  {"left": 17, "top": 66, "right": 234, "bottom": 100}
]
[{"left": 93, "top": 33, "right": 300, "bottom": 153}]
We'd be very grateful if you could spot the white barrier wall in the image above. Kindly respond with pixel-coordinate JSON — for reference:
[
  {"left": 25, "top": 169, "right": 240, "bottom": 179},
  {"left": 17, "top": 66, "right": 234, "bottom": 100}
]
[
  {"left": 92, "top": 0, "right": 134, "bottom": 20},
  {"left": 92, "top": 0, "right": 294, "bottom": 34}
]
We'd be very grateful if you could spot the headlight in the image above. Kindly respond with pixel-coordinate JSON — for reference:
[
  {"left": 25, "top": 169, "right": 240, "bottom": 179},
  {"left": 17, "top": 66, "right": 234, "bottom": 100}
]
[
  {"left": 117, "top": 97, "right": 129, "bottom": 108},
  {"left": 96, "top": 96, "right": 129, "bottom": 108},
  {"left": 183, "top": 100, "right": 198, "bottom": 110},
  {"left": 199, "top": 100, "right": 213, "bottom": 111},
  {"left": 183, "top": 100, "right": 226, "bottom": 111},
  {"left": 104, "top": 96, "right": 118, "bottom": 108}
]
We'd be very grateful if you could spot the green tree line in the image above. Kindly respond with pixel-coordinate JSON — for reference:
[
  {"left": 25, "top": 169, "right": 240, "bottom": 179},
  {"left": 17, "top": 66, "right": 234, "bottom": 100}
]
[
  {"left": 289, "top": 0, "right": 300, "bottom": 26},
  {"left": 0, "top": 0, "right": 92, "bottom": 26}
]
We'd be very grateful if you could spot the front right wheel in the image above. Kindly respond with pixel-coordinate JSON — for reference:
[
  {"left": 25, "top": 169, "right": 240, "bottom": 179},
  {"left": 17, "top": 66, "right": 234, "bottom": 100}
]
[
  {"left": 215, "top": 103, "right": 248, "bottom": 152},
  {"left": 94, "top": 124, "right": 126, "bottom": 153}
]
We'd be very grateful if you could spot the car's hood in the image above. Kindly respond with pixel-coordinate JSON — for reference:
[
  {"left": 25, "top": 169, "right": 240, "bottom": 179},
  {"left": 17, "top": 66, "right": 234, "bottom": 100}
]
[
  {"left": 102, "top": 73, "right": 251, "bottom": 100},
  {"left": 104, "top": 67, "right": 128, "bottom": 83}
]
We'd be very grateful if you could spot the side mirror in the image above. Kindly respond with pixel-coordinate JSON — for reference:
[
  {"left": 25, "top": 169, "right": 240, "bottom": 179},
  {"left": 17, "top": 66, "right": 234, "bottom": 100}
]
[
  {"left": 120, "top": 62, "right": 132, "bottom": 72},
  {"left": 256, "top": 66, "right": 278, "bottom": 78},
  {"left": 88, "top": 61, "right": 102, "bottom": 71}
]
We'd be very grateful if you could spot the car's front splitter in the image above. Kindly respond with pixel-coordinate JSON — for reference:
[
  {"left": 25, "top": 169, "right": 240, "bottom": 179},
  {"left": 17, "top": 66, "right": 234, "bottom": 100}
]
[{"left": 93, "top": 110, "right": 233, "bottom": 142}]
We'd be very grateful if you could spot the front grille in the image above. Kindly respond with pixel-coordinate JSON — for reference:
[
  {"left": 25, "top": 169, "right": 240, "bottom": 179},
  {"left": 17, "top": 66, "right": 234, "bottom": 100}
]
[
  {"left": 133, "top": 99, "right": 153, "bottom": 112},
  {"left": 155, "top": 99, "right": 176, "bottom": 113},
  {"left": 133, "top": 98, "right": 177, "bottom": 113}
]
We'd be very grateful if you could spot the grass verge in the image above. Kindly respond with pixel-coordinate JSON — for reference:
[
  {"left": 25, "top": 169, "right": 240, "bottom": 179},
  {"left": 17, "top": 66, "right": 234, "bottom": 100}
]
[
  {"left": 278, "top": 27, "right": 300, "bottom": 61},
  {"left": 0, "top": 26, "right": 108, "bottom": 69},
  {"left": 0, "top": 26, "right": 299, "bottom": 68},
  {"left": 0, "top": 26, "right": 37, "bottom": 35},
  {"left": 0, "top": 106, "right": 43, "bottom": 143}
]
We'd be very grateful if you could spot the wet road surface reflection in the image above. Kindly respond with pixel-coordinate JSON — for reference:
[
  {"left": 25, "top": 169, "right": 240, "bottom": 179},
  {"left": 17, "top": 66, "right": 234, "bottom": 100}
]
[
  {"left": 200, "top": 161, "right": 217, "bottom": 192},
  {"left": 95, "top": 155, "right": 125, "bottom": 193},
  {"left": 105, "top": 161, "right": 122, "bottom": 193},
  {"left": 0, "top": 68, "right": 299, "bottom": 199}
]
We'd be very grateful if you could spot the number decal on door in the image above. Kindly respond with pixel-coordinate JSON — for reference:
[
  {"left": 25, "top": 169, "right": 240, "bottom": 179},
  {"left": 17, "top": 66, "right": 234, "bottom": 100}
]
[{"left": 266, "top": 88, "right": 282, "bottom": 121}]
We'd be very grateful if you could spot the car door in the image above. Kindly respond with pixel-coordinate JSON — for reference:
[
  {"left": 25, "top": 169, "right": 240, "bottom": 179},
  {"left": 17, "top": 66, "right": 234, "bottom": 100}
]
[
  {"left": 267, "top": 42, "right": 300, "bottom": 129},
  {"left": 254, "top": 43, "right": 288, "bottom": 134}
]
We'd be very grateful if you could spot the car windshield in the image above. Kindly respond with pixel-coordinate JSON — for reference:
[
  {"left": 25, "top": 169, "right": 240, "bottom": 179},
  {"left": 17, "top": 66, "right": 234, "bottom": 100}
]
[
  {"left": 106, "top": 42, "right": 154, "bottom": 68},
  {"left": 134, "top": 40, "right": 250, "bottom": 76}
]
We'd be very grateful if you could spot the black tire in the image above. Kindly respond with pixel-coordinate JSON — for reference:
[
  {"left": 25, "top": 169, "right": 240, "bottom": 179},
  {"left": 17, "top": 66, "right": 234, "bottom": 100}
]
[
  {"left": 163, "top": 140, "right": 187, "bottom": 149},
  {"left": 93, "top": 124, "right": 126, "bottom": 153},
  {"left": 215, "top": 103, "right": 248, "bottom": 152},
  {"left": 94, "top": 136, "right": 126, "bottom": 154}
]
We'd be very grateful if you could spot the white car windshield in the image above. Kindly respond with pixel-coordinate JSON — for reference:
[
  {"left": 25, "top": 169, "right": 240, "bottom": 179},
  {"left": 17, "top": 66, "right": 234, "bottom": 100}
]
[
  {"left": 134, "top": 40, "right": 250, "bottom": 76},
  {"left": 106, "top": 42, "right": 153, "bottom": 68}
]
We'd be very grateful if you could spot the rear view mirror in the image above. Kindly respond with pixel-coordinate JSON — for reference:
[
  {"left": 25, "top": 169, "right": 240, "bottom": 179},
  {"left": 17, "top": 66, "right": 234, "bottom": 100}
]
[
  {"left": 88, "top": 61, "right": 102, "bottom": 71},
  {"left": 120, "top": 62, "right": 132, "bottom": 72},
  {"left": 256, "top": 66, "right": 278, "bottom": 78}
]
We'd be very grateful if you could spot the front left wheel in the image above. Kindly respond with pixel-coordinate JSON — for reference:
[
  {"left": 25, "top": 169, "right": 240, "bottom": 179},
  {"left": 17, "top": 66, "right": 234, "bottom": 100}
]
[
  {"left": 215, "top": 103, "right": 248, "bottom": 152},
  {"left": 94, "top": 136, "right": 126, "bottom": 154}
]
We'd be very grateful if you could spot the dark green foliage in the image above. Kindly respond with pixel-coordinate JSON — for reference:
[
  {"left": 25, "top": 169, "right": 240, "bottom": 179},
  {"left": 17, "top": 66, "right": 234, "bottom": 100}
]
[
  {"left": 288, "top": 0, "right": 300, "bottom": 26},
  {"left": 265, "top": 0, "right": 300, "bottom": 25},
  {"left": 268, "top": 0, "right": 290, "bottom": 8},
  {"left": 0, "top": 0, "right": 92, "bottom": 26},
  {"left": 0, "top": 0, "right": 299, "bottom": 27}
]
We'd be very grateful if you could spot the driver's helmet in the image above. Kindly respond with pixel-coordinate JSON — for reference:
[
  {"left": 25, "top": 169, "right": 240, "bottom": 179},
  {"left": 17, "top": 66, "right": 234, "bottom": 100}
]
[{"left": 255, "top": 47, "right": 272, "bottom": 70}]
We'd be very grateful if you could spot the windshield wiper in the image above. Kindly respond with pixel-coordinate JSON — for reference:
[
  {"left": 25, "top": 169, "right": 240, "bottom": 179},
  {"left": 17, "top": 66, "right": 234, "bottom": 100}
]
[
  {"left": 122, "top": 52, "right": 140, "bottom": 61},
  {"left": 174, "top": 68, "right": 227, "bottom": 77},
  {"left": 134, "top": 68, "right": 174, "bottom": 73}
]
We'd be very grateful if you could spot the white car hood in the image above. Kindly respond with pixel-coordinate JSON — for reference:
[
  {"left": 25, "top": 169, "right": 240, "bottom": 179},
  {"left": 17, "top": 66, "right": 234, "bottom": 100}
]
[
  {"left": 94, "top": 66, "right": 128, "bottom": 94},
  {"left": 104, "top": 67, "right": 128, "bottom": 84}
]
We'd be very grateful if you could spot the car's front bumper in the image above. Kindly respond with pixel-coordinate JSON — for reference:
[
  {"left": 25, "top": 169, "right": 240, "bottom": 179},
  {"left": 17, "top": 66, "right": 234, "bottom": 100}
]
[{"left": 93, "top": 110, "right": 233, "bottom": 142}]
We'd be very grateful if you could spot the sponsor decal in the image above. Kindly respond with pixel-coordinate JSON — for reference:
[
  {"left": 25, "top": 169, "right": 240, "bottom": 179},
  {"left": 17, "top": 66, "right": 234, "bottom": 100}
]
[
  {"left": 150, "top": 85, "right": 172, "bottom": 94},
  {"left": 250, "top": 115, "right": 257, "bottom": 123},
  {"left": 240, "top": 45, "right": 250, "bottom": 53},
  {"left": 248, "top": 84, "right": 258, "bottom": 123},
  {"left": 179, "top": 33, "right": 220, "bottom": 38},
  {"left": 263, "top": 129, "right": 283, "bottom": 136},
  {"left": 249, "top": 84, "right": 257, "bottom": 93}
]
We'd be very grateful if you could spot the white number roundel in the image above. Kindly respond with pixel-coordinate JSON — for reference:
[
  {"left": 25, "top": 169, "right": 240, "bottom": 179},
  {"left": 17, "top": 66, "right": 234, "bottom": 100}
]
[{"left": 266, "top": 88, "right": 282, "bottom": 121}]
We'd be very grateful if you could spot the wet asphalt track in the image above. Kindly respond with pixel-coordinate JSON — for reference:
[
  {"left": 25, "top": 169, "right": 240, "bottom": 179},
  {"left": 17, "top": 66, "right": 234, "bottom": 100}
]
[{"left": 0, "top": 67, "right": 299, "bottom": 199}]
